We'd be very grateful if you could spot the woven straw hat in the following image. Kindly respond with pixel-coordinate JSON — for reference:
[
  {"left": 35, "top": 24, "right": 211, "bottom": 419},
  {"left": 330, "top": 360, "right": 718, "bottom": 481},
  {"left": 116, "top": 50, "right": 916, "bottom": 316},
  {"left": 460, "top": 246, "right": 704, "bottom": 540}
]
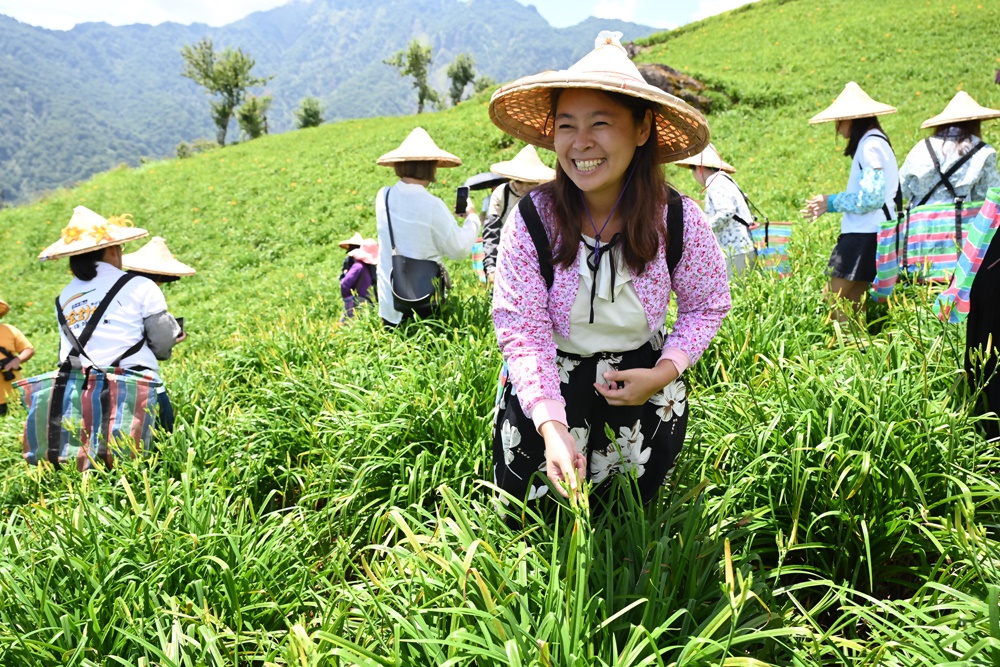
[
  {"left": 921, "top": 91, "right": 1000, "bottom": 129},
  {"left": 339, "top": 232, "right": 365, "bottom": 249},
  {"left": 489, "top": 31, "right": 709, "bottom": 164},
  {"left": 809, "top": 82, "right": 896, "bottom": 124},
  {"left": 673, "top": 143, "right": 736, "bottom": 174},
  {"left": 121, "top": 236, "right": 196, "bottom": 277},
  {"left": 347, "top": 238, "right": 379, "bottom": 265},
  {"left": 376, "top": 127, "right": 462, "bottom": 167},
  {"left": 0, "top": 298, "right": 8, "bottom": 319},
  {"left": 490, "top": 145, "right": 556, "bottom": 183},
  {"left": 39, "top": 206, "right": 148, "bottom": 261}
]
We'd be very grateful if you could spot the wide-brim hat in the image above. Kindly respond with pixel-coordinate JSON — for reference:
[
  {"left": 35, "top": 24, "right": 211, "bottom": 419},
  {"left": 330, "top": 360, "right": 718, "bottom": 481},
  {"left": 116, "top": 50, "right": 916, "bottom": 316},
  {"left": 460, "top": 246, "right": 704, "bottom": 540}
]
[
  {"left": 121, "top": 236, "right": 196, "bottom": 277},
  {"left": 339, "top": 232, "right": 364, "bottom": 249},
  {"left": 376, "top": 127, "right": 462, "bottom": 168},
  {"left": 921, "top": 91, "right": 1000, "bottom": 129},
  {"left": 347, "top": 238, "right": 379, "bottom": 265},
  {"left": 809, "top": 81, "right": 896, "bottom": 124},
  {"left": 489, "top": 31, "right": 710, "bottom": 164},
  {"left": 673, "top": 143, "right": 736, "bottom": 174},
  {"left": 0, "top": 298, "right": 8, "bottom": 318},
  {"left": 490, "top": 145, "right": 556, "bottom": 183},
  {"left": 38, "top": 206, "right": 148, "bottom": 261}
]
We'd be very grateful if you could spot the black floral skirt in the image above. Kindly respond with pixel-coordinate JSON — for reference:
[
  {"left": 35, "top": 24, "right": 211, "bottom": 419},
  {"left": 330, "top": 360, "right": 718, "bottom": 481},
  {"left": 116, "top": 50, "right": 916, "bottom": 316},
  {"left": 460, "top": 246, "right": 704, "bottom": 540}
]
[{"left": 491, "top": 339, "right": 688, "bottom": 506}]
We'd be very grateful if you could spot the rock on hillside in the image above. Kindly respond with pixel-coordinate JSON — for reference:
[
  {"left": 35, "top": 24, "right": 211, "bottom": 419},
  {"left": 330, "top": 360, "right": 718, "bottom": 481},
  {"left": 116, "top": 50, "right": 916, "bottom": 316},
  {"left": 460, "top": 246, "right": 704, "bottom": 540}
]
[{"left": 637, "top": 63, "right": 713, "bottom": 112}]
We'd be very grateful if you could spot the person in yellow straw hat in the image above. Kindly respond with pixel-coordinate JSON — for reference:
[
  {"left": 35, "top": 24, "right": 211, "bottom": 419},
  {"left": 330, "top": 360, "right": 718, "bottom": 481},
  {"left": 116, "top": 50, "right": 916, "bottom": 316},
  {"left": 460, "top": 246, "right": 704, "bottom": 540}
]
[
  {"left": 899, "top": 91, "right": 1000, "bottom": 207},
  {"left": 0, "top": 298, "right": 35, "bottom": 418},
  {"left": 488, "top": 30, "right": 730, "bottom": 512},
  {"left": 802, "top": 81, "right": 900, "bottom": 321},
  {"left": 374, "top": 126, "right": 481, "bottom": 326},
  {"left": 675, "top": 143, "right": 757, "bottom": 279},
  {"left": 481, "top": 144, "right": 557, "bottom": 283},
  {"left": 38, "top": 206, "right": 184, "bottom": 431}
]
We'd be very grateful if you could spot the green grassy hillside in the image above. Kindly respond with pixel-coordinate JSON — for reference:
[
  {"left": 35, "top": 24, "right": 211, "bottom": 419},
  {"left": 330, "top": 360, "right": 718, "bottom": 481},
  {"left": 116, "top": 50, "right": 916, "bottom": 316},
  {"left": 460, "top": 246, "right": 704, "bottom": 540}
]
[{"left": 1, "top": 0, "right": 999, "bottom": 664}]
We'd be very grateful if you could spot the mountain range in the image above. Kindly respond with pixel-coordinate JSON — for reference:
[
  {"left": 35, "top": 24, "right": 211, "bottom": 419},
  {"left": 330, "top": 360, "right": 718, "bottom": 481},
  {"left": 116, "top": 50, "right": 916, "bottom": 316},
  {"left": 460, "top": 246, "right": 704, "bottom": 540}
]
[{"left": 0, "top": 0, "right": 658, "bottom": 204}]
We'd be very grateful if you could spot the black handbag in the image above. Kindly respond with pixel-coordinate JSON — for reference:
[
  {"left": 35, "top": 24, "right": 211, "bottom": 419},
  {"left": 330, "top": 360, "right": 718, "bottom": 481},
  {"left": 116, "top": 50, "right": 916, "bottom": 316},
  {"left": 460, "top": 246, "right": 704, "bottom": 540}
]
[{"left": 384, "top": 187, "right": 445, "bottom": 317}]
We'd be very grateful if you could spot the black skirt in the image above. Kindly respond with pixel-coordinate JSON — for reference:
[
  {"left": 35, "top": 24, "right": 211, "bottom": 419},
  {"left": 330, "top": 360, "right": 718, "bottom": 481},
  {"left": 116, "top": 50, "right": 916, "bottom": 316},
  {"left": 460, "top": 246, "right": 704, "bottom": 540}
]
[
  {"left": 827, "top": 232, "right": 877, "bottom": 283},
  {"left": 492, "top": 340, "right": 688, "bottom": 508}
]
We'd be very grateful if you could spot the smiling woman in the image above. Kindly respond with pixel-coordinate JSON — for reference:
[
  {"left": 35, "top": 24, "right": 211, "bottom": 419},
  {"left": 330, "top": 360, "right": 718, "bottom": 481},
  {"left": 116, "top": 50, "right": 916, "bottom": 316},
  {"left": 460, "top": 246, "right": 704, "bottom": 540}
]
[{"left": 487, "top": 31, "right": 730, "bottom": 517}]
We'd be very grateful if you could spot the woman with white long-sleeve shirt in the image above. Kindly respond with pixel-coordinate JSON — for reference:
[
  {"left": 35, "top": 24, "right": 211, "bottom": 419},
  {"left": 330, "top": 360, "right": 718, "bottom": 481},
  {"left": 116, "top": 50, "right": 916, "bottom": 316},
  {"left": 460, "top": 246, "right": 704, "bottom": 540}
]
[{"left": 374, "top": 127, "right": 481, "bottom": 325}]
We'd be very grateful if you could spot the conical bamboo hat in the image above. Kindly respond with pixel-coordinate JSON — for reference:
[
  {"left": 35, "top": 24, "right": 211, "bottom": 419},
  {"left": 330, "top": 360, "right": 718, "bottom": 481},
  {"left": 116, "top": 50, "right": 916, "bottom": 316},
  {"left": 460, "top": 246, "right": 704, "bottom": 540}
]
[
  {"left": 673, "top": 143, "right": 736, "bottom": 173},
  {"left": 921, "top": 91, "right": 1000, "bottom": 129},
  {"left": 489, "top": 30, "right": 709, "bottom": 163},
  {"left": 0, "top": 298, "right": 8, "bottom": 318},
  {"left": 38, "top": 206, "right": 148, "bottom": 261},
  {"left": 121, "top": 236, "right": 196, "bottom": 277},
  {"left": 809, "top": 82, "right": 896, "bottom": 124},
  {"left": 376, "top": 127, "right": 462, "bottom": 167},
  {"left": 490, "top": 145, "right": 556, "bottom": 183}
]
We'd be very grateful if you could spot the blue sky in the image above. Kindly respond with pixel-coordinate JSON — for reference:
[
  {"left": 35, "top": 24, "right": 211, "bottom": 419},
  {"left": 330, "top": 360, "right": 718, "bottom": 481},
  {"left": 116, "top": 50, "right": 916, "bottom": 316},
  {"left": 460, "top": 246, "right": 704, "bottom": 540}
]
[{"left": 0, "top": 0, "right": 755, "bottom": 31}]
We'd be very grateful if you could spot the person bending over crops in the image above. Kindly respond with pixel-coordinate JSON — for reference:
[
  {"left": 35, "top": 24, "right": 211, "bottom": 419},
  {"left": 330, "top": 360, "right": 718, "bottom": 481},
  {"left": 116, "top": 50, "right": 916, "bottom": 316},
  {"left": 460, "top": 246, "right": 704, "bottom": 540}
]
[
  {"left": 374, "top": 127, "right": 481, "bottom": 326},
  {"left": 0, "top": 297, "right": 34, "bottom": 418},
  {"left": 38, "top": 207, "right": 185, "bottom": 433},
  {"left": 675, "top": 143, "right": 757, "bottom": 280},
  {"left": 488, "top": 31, "right": 730, "bottom": 509},
  {"left": 340, "top": 238, "right": 378, "bottom": 318},
  {"left": 121, "top": 235, "right": 196, "bottom": 432},
  {"left": 482, "top": 145, "right": 556, "bottom": 284},
  {"left": 801, "top": 82, "right": 900, "bottom": 322},
  {"left": 899, "top": 92, "right": 1000, "bottom": 207}
]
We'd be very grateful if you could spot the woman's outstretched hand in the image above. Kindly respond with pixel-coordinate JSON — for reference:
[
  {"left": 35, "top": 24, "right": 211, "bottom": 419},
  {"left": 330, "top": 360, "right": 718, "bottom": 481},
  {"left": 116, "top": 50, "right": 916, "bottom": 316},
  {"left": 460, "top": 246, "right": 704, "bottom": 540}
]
[
  {"left": 539, "top": 421, "right": 585, "bottom": 498},
  {"left": 801, "top": 194, "right": 829, "bottom": 222},
  {"left": 596, "top": 360, "right": 678, "bottom": 406}
]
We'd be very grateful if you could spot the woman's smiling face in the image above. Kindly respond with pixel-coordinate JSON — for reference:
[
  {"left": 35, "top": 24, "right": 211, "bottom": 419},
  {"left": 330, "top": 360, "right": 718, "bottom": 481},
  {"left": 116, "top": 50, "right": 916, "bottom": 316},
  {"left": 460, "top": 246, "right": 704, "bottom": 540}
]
[{"left": 552, "top": 88, "right": 652, "bottom": 203}]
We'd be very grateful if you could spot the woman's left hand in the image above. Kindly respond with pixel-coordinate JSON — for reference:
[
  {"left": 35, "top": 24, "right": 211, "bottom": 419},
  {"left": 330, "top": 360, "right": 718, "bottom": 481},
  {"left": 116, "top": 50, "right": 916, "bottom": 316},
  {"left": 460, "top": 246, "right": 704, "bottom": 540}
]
[{"left": 595, "top": 361, "right": 677, "bottom": 406}]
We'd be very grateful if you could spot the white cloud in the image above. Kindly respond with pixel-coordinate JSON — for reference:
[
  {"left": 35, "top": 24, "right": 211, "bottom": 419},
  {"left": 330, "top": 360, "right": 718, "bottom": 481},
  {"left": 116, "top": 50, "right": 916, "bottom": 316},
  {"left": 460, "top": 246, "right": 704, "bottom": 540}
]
[
  {"left": 0, "top": 0, "right": 291, "bottom": 30},
  {"left": 691, "top": 0, "right": 757, "bottom": 21},
  {"left": 591, "top": 0, "right": 638, "bottom": 23}
]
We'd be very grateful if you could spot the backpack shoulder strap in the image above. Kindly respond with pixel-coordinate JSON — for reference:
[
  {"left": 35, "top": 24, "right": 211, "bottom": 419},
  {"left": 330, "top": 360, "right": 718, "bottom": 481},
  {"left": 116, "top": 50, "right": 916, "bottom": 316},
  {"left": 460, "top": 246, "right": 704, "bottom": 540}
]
[
  {"left": 384, "top": 187, "right": 398, "bottom": 252},
  {"left": 666, "top": 188, "right": 684, "bottom": 277},
  {"left": 496, "top": 183, "right": 512, "bottom": 222},
  {"left": 916, "top": 138, "right": 987, "bottom": 206},
  {"left": 720, "top": 173, "right": 757, "bottom": 228},
  {"left": 859, "top": 131, "right": 903, "bottom": 221},
  {"left": 517, "top": 193, "right": 554, "bottom": 290},
  {"left": 57, "top": 272, "right": 140, "bottom": 367}
]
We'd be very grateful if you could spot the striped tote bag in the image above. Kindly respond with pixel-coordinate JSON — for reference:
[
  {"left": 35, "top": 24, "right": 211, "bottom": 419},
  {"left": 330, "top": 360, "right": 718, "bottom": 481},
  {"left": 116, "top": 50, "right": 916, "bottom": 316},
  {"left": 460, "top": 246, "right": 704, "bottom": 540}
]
[
  {"left": 904, "top": 201, "right": 983, "bottom": 283},
  {"left": 934, "top": 188, "right": 1000, "bottom": 323}
]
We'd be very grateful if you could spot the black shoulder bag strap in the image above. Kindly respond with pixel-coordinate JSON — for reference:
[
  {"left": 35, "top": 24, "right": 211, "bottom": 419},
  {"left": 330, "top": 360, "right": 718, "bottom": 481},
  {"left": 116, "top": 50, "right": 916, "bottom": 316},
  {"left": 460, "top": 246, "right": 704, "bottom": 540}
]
[
  {"left": 920, "top": 138, "right": 987, "bottom": 247},
  {"left": 864, "top": 131, "right": 904, "bottom": 223},
  {"left": 517, "top": 194, "right": 555, "bottom": 290},
  {"left": 665, "top": 188, "right": 684, "bottom": 276},
  {"left": 49, "top": 272, "right": 140, "bottom": 466},
  {"left": 497, "top": 183, "right": 512, "bottom": 223},
  {"left": 384, "top": 187, "right": 398, "bottom": 254}
]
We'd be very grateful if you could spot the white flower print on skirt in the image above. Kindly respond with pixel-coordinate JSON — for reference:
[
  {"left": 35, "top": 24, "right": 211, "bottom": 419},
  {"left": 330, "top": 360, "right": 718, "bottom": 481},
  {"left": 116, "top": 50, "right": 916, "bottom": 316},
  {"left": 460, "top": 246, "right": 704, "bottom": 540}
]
[
  {"left": 557, "top": 356, "right": 581, "bottom": 384},
  {"left": 595, "top": 354, "right": 623, "bottom": 386},
  {"left": 649, "top": 380, "right": 687, "bottom": 422},
  {"left": 500, "top": 419, "right": 521, "bottom": 466},
  {"left": 590, "top": 419, "right": 650, "bottom": 484}
]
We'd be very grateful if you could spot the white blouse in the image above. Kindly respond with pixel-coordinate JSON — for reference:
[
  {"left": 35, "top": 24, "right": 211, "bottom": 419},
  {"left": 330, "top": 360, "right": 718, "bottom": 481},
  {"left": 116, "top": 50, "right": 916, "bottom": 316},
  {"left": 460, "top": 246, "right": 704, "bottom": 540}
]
[{"left": 552, "top": 236, "right": 664, "bottom": 357}]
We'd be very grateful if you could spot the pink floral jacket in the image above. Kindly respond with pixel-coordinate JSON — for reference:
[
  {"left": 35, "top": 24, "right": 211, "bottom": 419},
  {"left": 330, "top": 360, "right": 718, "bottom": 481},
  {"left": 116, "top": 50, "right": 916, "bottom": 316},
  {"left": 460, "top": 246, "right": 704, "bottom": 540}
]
[{"left": 492, "top": 189, "right": 731, "bottom": 429}]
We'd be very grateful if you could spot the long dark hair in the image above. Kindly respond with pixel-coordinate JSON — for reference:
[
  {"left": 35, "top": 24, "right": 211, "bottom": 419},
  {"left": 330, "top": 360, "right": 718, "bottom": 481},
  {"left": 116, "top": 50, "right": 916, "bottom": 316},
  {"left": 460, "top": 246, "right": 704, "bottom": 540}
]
[
  {"left": 545, "top": 89, "right": 668, "bottom": 276},
  {"left": 844, "top": 116, "right": 889, "bottom": 157},
  {"left": 69, "top": 248, "right": 104, "bottom": 281}
]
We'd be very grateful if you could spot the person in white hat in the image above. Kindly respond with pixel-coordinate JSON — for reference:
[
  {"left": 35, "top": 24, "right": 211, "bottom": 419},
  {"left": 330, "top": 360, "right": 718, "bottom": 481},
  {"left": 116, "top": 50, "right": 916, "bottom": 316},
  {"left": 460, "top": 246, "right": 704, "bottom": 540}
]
[
  {"left": 899, "top": 92, "right": 1000, "bottom": 207},
  {"left": 675, "top": 143, "right": 756, "bottom": 279},
  {"left": 340, "top": 238, "right": 378, "bottom": 319},
  {"left": 801, "top": 82, "right": 900, "bottom": 321},
  {"left": 0, "top": 298, "right": 35, "bottom": 418},
  {"left": 481, "top": 145, "right": 557, "bottom": 283},
  {"left": 374, "top": 127, "right": 481, "bottom": 326},
  {"left": 39, "top": 207, "right": 183, "bottom": 431},
  {"left": 122, "top": 236, "right": 197, "bottom": 285},
  {"left": 488, "top": 31, "right": 730, "bottom": 513}
]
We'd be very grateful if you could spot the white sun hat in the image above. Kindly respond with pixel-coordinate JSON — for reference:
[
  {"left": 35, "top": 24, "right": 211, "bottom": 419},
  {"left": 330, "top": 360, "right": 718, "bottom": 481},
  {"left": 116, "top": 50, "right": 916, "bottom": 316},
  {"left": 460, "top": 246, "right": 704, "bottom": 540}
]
[
  {"left": 489, "top": 31, "right": 710, "bottom": 164},
  {"left": 490, "top": 145, "right": 557, "bottom": 183},
  {"left": 376, "top": 127, "right": 462, "bottom": 168},
  {"left": 921, "top": 91, "right": 1000, "bottom": 129},
  {"left": 809, "top": 81, "right": 896, "bottom": 124},
  {"left": 121, "top": 236, "right": 196, "bottom": 277},
  {"left": 338, "top": 232, "right": 365, "bottom": 249},
  {"left": 38, "top": 206, "right": 148, "bottom": 261},
  {"left": 673, "top": 143, "right": 736, "bottom": 174}
]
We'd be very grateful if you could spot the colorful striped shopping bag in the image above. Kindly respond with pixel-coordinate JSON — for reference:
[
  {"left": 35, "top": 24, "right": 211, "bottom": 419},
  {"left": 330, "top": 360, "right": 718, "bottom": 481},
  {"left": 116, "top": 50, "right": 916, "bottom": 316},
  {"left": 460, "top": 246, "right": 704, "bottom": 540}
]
[
  {"left": 934, "top": 188, "right": 1000, "bottom": 323},
  {"left": 750, "top": 221, "right": 793, "bottom": 278},
  {"left": 903, "top": 201, "right": 983, "bottom": 283},
  {"left": 471, "top": 238, "right": 487, "bottom": 283},
  {"left": 15, "top": 365, "right": 161, "bottom": 471},
  {"left": 871, "top": 213, "right": 904, "bottom": 302}
]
